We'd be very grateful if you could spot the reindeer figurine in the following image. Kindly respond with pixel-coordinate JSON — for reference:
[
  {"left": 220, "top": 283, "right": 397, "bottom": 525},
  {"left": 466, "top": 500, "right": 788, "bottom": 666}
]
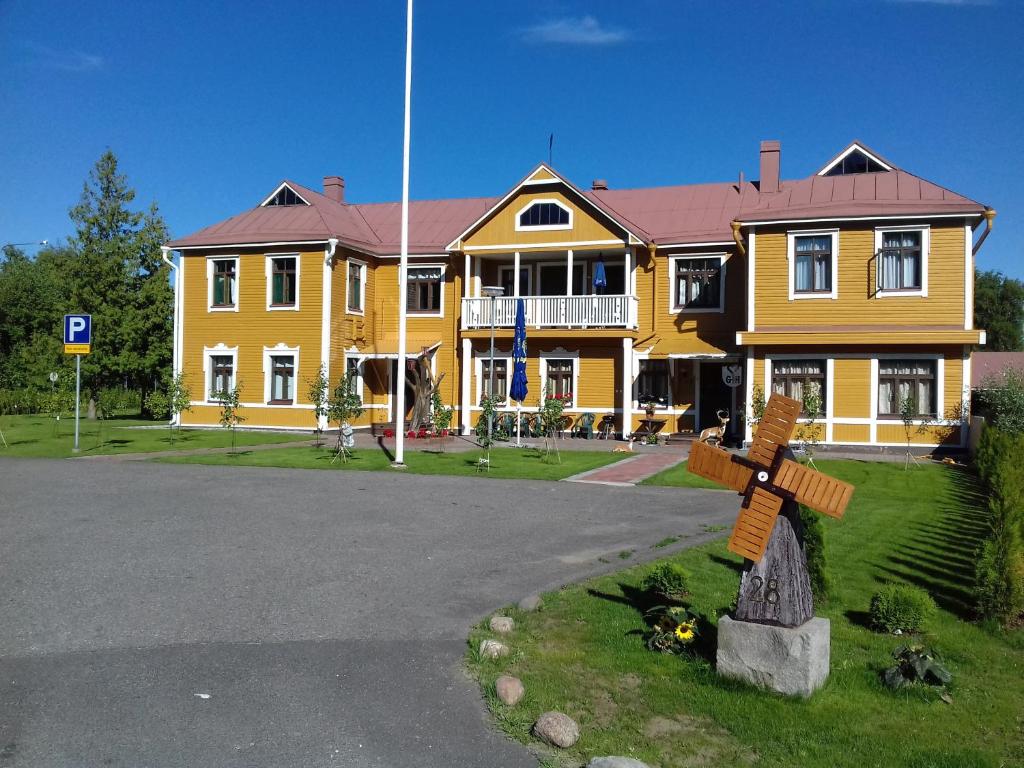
[{"left": 698, "top": 409, "right": 730, "bottom": 446}]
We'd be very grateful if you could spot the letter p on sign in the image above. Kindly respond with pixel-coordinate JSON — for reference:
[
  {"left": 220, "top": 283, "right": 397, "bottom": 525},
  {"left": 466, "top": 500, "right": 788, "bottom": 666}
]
[{"left": 64, "top": 314, "right": 92, "bottom": 354}]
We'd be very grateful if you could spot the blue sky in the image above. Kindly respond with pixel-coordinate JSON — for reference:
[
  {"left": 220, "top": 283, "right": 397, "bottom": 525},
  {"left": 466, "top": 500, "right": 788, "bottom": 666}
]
[{"left": 1, "top": 0, "right": 1021, "bottom": 277}]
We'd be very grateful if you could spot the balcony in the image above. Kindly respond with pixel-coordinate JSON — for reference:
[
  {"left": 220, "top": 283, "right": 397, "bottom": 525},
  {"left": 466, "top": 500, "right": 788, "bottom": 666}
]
[{"left": 461, "top": 294, "right": 638, "bottom": 330}]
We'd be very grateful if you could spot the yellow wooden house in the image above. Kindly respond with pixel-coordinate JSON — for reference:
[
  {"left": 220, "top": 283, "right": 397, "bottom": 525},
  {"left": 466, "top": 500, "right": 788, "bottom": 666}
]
[{"left": 164, "top": 140, "right": 993, "bottom": 448}]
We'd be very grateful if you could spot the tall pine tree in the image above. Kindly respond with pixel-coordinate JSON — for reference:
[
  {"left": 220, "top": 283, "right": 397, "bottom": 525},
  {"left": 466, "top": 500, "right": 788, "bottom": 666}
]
[
  {"left": 69, "top": 150, "right": 172, "bottom": 405},
  {"left": 975, "top": 269, "right": 1024, "bottom": 352}
]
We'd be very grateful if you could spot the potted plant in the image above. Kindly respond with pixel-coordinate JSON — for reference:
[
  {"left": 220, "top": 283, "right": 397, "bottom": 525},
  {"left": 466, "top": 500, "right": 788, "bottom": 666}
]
[{"left": 638, "top": 394, "right": 659, "bottom": 418}]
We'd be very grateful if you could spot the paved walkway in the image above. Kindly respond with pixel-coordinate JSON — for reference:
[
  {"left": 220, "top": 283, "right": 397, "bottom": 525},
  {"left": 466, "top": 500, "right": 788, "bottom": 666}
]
[{"left": 566, "top": 447, "right": 690, "bottom": 486}]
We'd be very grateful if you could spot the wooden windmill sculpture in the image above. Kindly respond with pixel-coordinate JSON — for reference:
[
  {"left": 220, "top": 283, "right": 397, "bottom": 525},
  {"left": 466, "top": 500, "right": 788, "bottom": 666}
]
[{"left": 689, "top": 393, "right": 854, "bottom": 627}]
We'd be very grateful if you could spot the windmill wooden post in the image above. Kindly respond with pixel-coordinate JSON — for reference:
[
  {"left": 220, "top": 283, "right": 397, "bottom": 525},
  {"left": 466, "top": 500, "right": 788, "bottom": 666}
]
[{"left": 688, "top": 393, "right": 855, "bottom": 697}]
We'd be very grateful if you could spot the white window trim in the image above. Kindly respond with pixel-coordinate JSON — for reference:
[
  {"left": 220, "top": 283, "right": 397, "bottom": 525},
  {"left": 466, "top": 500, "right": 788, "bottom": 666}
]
[
  {"left": 262, "top": 344, "right": 300, "bottom": 406},
  {"left": 203, "top": 344, "right": 238, "bottom": 402},
  {"left": 206, "top": 255, "right": 240, "bottom": 312},
  {"left": 787, "top": 229, "right": 839, "bottom": 301},
  {"left": 764, "top": 355, "right": 832, "bottom": 423},
  {"left": 539, "top": 349, "right": 580, "bottom": 408},
  {"left": 874, "top": 225, "right": 929, "bottom": 298},
  {"left": 474, "top": 351, "right": 513, "bottom": 407},
  {"left": 816, "top": 143, "right": 894, "bottom": 176},
  {"left": 668, "top": 253, "right": 727, "bottom": 314},
  {"left": 404, "top": 262, "right": 446, "bottom": 318},
  {"left": 514, "top": 198, "right": 574, "bottom": 232},
  {"left": 259, "top": 181, "right": 311, "bottom": 207},
  {"left": 871, "top": 353, "right": 943, "bottom": 421},
  {"left": 536, "top": 260, "right": 588, "bottom": 296},
  {"left": 265, "top": 253, "right": 301, "bottom": 311},
  {"left": 346, "top": 258, "right": 366, "bottom": 316},
  {"left": 631, "top": 352, "right": 673, "bottom": 410},
  {"left": 343, "top": 353, "right": 366, "bottom": 405}
]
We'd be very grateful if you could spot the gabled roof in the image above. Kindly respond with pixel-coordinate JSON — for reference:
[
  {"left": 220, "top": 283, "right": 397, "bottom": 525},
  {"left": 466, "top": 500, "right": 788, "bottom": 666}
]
[
  {"left": 972, "top": 352, "right": 1024, "bottom": 388},
  {"left": 167, "top": 141, "right": 988, "bottom": 253},
  {"left": 816, "top": 141, "right": 896, "bottom": 176},
  {"left": 443, "top": 163, "right": 649, "bottom": 250}
]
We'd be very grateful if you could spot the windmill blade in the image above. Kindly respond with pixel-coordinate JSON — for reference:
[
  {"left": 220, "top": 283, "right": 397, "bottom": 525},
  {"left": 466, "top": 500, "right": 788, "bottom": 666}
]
[
  {"left": 747, "top": 393, "right": 802, "bottom": 467},
  {"left": 728, "top": 486, "right": 783, "bottom": 562},
  {"left": 775, "top": 459, "right": 854, "bottom": 519},
  {"left": 688, "top": 440, "right": 752, "bottom": 492}
]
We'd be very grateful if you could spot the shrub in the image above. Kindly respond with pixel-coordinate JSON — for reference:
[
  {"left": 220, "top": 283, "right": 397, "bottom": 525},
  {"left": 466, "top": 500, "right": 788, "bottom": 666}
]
[
  {"left": 643, "top": 562, "right": 690, "bottom": 601},
  {"left": 870, "top": 584, "right": 937, "bottom": 634},
  {"left": 978, "top": 368, "right": 1024, "bottom": 434},
  {"left": 972, "top": 425, "right": 1024, "bottom": 626},
  {"left": 882, "top": 645, "right": 952, "bottom": 690},
  {"left": 799, "top": 504, "right": 831, "bottom": 601}
]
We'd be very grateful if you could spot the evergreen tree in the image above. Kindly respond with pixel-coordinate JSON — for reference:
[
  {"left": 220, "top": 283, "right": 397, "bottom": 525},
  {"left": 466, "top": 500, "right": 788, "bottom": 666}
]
[
  {"left": 975, "top": 269, "right": 1024, "bottom": 351},
  {"left": 68, "top": 150, "right": 172, "bottom": 403}
]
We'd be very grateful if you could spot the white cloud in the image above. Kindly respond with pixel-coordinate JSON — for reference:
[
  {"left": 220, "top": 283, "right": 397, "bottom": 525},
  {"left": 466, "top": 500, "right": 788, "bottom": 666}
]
[
  {"left": 26, "top": 43, "right": 103, "bottom": 73},
  {"left": 522, "top": 15, "right": 630, "bottom": 46}
]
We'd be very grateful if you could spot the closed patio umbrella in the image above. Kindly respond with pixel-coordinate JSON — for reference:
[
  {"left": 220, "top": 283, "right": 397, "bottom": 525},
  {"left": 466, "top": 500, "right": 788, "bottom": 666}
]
[
  {"left": 593, "top": 259, "right": 607, "bottom": 294},
  {"left": 510, "top": 298, "right": 529, "bottom": 446}
]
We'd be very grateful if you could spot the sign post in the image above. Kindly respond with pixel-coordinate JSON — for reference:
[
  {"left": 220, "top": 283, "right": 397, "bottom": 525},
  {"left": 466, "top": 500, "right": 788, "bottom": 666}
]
[
  {"left": 63, "top": 314, "right": 92, "bottom": 453},
  {"left": 722, "top": 364, "right": 743, "bottom": 439}
]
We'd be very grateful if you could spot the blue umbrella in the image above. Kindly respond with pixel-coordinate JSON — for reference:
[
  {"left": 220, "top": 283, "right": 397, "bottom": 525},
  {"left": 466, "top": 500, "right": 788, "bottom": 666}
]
[
  {"left": 510, "top": 298, "right": 529, "bottom": 403},
  {"left": 592, "top": 260, "right": 607, "bottom": 294}
]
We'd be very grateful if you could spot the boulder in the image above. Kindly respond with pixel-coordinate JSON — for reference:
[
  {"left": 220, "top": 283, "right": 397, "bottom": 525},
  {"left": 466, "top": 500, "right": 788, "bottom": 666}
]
[
  {"left": 494, "top": 675, "right": 524, "bottom": 706},
  {"left": 489, "top": 615, "right": 515, "bottom": 634},
  {"left": 518, "top": 595, "right": 543, "bottom": 612},
  {"left": 532, "top": 711, "right": 579, "bottom": 748},
  {"left": 716, "top": 615, "right": 830, "bottom": 698},
  {"left": 587, "top": 758, "right": 651, "bottom": 768},
  {"left": 479, "top": 639, "right": 509, "bottom": 659}
]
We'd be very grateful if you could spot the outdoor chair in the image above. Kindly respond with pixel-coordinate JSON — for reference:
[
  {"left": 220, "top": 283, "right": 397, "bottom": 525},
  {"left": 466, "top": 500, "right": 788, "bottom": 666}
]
[
  {"left": 597, "top": 414, "right": 616, "bottom": 439},
  {"left": 572, "top": 412, "right": 596, "bottom": 439}
]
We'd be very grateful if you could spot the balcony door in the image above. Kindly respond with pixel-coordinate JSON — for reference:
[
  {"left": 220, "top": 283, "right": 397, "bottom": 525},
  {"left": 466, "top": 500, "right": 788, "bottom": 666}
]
[
  {"left": 538, "top": 262, "right": 586, "bottom": 296},
  {"left": 499, "top": 265, "right": 532, "bottom": 297}
]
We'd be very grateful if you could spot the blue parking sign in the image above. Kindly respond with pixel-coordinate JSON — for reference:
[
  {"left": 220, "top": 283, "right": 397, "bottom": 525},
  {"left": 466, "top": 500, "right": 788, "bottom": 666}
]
[{"left": 64, "top": 314, "right": 92, "bottom": 354}]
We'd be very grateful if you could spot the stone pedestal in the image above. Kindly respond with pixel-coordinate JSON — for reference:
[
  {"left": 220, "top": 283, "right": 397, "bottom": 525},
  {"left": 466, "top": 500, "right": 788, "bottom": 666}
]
[{"left": 716, "top": 615, "right": 830, "bottom": 698}]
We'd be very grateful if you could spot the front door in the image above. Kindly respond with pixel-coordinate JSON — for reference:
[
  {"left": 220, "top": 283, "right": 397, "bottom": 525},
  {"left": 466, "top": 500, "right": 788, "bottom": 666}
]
[
  {"left": 389, "top": 360, "right": 416, "bottom": 423},
  {"left": 698, "top": 362, "right": 744, "bottom": 444}
]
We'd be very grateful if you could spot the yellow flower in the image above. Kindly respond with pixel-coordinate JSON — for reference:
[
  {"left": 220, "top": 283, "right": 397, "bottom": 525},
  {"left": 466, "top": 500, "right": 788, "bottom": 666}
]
[{"left": 674, "top": 622, "right": 695, "bottom": 642}]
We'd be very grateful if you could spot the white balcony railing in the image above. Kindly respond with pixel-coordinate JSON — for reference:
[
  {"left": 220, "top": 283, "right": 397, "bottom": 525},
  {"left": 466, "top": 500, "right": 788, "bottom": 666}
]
[{"left": 461, "top": 294, "right": 638, "bottom": 330}]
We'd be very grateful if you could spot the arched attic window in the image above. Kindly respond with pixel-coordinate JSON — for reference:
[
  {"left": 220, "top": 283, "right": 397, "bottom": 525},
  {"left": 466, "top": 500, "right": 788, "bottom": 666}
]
[{"left": 516, "top": 199, "right": 572, "bottom": 230}]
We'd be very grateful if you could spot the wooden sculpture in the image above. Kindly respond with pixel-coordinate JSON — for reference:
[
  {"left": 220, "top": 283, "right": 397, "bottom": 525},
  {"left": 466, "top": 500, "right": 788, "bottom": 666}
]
[{"left": 689, "top": 393, "right": 854, "bottom": 627}]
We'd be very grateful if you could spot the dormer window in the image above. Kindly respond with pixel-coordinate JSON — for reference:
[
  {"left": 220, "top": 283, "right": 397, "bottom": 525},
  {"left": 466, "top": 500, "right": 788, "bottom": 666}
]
[
  {"left": 817, "top": 143, "right": 894, "bottom": 176},
  {"left": 261, "top": 183, "right": 309, "bottom": 207},
  {"left": 515, "top": 199, "right": 572, "bottom": 231}
]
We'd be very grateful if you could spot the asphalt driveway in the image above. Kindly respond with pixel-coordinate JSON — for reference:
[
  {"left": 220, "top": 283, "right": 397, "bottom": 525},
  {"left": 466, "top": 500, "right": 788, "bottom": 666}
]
[{"left": 0, "top": 458, "right": 737, "bottom": 767}]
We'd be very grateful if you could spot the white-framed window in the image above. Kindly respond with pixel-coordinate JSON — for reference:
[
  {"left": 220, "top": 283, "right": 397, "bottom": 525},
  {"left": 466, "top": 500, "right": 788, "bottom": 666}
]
[
  {"left": 670, "top": 254, "right": 726, "bottom": 312},
  {"left": 877, "top": 359, "right": 938, "bottom": 418},
  {"left": 265, "top": 254, "right": 299, "bottom": 310},
  {"left": 203, "top": 344, "right": 238, "bottom": 402},
  {"left": 207, "top": 256, "right": 239, "bottom": 311},
  {"left": 475, "top": 354, "right": 512, "bottom": 406},
  {"left": 262, "top": 345, "right": 300, "bottom": 405},
  {"left": 635, "top": 358, "right": 670, "bottom": 407},
  {"left": 875, "top": 225, "right": 929, "bottom": 297},
  {"left": 540, "top": 351, "right": 579, "bottom": 407},
  {"left": 499, "top": 264, "right": 532, "bottom": 297},
  {"left": 405, "top": 263, "right": 445, "bottom": 316},
  {"left": 514, "top": 198, "right": 573, "bottom": 231},
  {"left": 344, "top": 356, "right": 364, "bottom": 404},
  {"left": 346, "top": 259, "right": 366, "bottom": 315},
  {"left": 787, "top": 230, "right": 838, "bottom": 300},
  {"left": 771, "top": 359, "right": 827, "bottom": 417}
]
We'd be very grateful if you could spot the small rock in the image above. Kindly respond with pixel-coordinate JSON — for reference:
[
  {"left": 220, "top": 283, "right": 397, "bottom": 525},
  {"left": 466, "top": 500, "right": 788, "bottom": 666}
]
[
  {"left": 489, "top": 615, "right": 515, "bottom": 634},
  {"left": 495, "top": 675, "right": 524, "bottom": 706},
  {"left": 479, "top": 639, "right": 509, "bottom": 659},
  {"left": 587, "top": 758, "right": 651, "bottom": 768},
  {"left": 518, "top": 595, "right": 543, "bottom": 612},
  {"left": 532, "top": 711, "right": 579, "bottom": 748}
]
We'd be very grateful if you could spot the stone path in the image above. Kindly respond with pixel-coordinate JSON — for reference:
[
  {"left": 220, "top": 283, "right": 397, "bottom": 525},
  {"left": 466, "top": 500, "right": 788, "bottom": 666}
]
[{"left": 565, "top": 448, "right": 690, "bottom": 486}]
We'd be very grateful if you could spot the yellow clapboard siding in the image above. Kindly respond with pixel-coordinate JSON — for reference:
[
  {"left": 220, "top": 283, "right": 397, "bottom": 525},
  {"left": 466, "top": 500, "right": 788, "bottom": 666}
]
[
  {"left": 832, "top": 358, "right": 871, "bottom": 418},
  {"left": 183, "top": 404, "right": 313, "bottom": 429},
  {"left": 832, "top": 423, "right": 870, "bottom": 443},
  {"left": 754, "top": 224, "right": 967, "bottom": 329},
  {"left": 877, "top": 423, "right": 958, "bottom": 445}
]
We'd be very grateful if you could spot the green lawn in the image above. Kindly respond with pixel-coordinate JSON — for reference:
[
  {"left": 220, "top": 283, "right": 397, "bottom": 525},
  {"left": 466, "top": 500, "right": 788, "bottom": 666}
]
[
  {"left": 0, "top": 413, "right": 304, "bottom": 458},
  {"left": 467, "top": 461, "right": 1024, "bottom": 768},
  {"left": 640, "top": 459, "right": 728, "bottom": 489},
  {"left": 160, "top": 444, "right": 628, "bottom": 481}
]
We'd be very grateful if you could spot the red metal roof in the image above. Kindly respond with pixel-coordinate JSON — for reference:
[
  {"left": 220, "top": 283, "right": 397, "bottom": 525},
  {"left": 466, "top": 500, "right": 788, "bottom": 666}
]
[
  {"left": 972, "top": 352, "right": 1024, "bottom": 388},
  {"left": 167, "top": 143, "right": 987, "bottom": 252}
]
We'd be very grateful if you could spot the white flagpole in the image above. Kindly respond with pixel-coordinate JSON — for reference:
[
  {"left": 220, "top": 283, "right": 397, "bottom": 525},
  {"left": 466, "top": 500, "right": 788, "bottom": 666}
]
[{"left": 393, "top": 0, "right": 414, "bottom": 467}]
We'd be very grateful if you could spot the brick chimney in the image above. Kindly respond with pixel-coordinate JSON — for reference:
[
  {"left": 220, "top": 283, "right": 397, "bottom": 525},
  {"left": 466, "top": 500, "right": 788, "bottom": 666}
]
[
  {"left": 591, "top": 179, "right": 608, "bottom": 190},
  {"left": 759, "top": 141, "right": 780, "bottom": 194},
  {"left": 323, "top": 175, "right": 345, "bottom": 203}
]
